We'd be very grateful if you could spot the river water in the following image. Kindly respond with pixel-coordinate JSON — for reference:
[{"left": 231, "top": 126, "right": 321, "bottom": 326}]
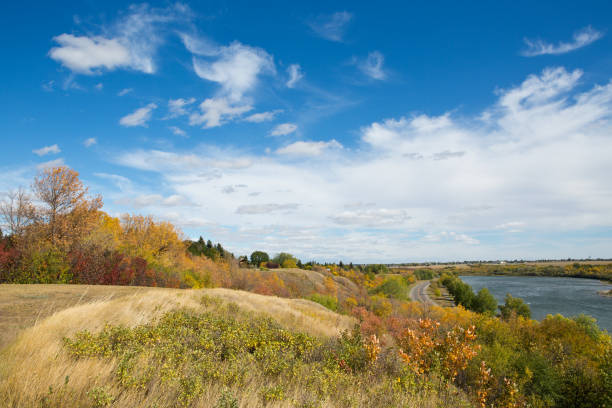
[{"left": 459, "top": 276, "right": 612, "bottom": 332}]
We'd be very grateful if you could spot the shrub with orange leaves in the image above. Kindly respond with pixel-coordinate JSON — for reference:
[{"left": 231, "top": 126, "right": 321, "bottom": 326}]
[{"left": 396, "top": 318, "right": 481, "bottom": 385}]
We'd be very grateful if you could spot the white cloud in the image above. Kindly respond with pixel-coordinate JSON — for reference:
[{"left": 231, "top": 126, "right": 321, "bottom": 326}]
[
  {"left": 94, "top": 172, "right": 132, "bottom": 192},
  {"left": 169, "top": 126, "right": 186, "bottom": 136},
  {"left": 522, "top": 26, "right": 603, "bottom": 56},
  {"left": 236, "top": 203, "right": 300, "bottom": 215},
  {"left": 116, "top": 194, "right": 191, "bottom": 208},
  {"left": 167, "top": 97, "right": 196, "bottom": 118},
  {"left": 286, "top": 64, "right": 303, "bottom": 88},
  {"left": 309, "top": 11, "right": 352, "bottom": 42},
  {"left": 358, "top": 51, "right": 386, "bottom": 80},
  {"left": 118, "top": 88, "right": 133, "bottom": 96},
  {"left": 49, "top": 34, "right": 132, "bottom": 75},
  {"left": 36, "top": 158, "right": 65, "bottom": 170},
  {"left": 192, "top": 42, "right": 275, "bottom": 102},
  {"left": 119, "top": 103, "right": 157, "bottom": 127},
  {"left": 110, "top": 66, "right": 612, "bottom": 261},
  {"left": 83, "top": 138, "right": 97, "bottom": 147},
  {"left": 95, "top": 83, "right": 103, "bottom": 90},
  {"left": 276, "top": 140, "right": 342, "bottom": 157},
  {"left": 33, "top": 144, "right": 61, "bottom": 156},
  {"left": 189, "top": 98, "right": 252, "bottom": 128},
  {"left": 178, "top": 32, "right": 219, "bottom": 57},
  {"left": 244, "top": 110, "right": 283, "bottom": 123},
  {"left": 270, "top": 123, "right": 297, "bottom": 136},
  {"left": 49, "top": 4, "right": 191, "bottom": 75},
  {"left": 330, "top": 208, "right": 410, "bottom": 226}
]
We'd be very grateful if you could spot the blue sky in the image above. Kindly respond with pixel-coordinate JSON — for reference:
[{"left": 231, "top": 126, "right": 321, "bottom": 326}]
[{"left": 1, "top": 1, "right": 612, "bottom": 262}]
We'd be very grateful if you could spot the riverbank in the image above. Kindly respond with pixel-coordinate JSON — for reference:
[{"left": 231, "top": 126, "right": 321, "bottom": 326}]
[
  {"left": 455, "top": 262, "right": 612, "bottom": 283},
  {"left": 599, "top": 289, "right": 612, "bottom": 297}
]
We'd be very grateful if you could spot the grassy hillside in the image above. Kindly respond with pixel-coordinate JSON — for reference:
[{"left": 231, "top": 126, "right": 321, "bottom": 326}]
[{"left": 0, "top": 285, "right": 465, "bottom": 408}]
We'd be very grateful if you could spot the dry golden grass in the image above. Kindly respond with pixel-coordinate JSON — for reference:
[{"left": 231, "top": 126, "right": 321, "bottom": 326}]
[
  {"left": 0, "top": 284, "right": 157, "bottom": 350},
  {"left": 0, "top": 285, "right": 367, "bottom": 407}
]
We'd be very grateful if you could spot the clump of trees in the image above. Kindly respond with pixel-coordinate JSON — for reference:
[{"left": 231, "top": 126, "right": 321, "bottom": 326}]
[
  {"left": 0, "top": 166, "right": 227, "bottom": 288},
  {"left": 440, "top": 273, "right": 498, "bottom": 315},
  {"left": 187, "top": 237, "right": 230, "bottom": 260},
  {"left": 499, "top": 293, "right": 531, "bottom": 319},
  {"left": 250, "top": 250, "right": 269, "bottom": 266}
]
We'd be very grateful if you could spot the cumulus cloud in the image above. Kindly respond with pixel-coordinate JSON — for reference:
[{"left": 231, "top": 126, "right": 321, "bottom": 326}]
[
  {"left": 522, "top": 26, "right": 603, "bottom": 56},
  {"left": 358, "top": 51, "right": 386, "bottom": 80},
  {"left": 309, "top": 11, "right": 352, "bottom": 42},
  {"left": 83, "top": 138, "right": 97, "bottom": 147},
  {"left": 110, "top": 66, "right": 612, "bottom": 261},
  {"left": 276, "top": 140, "right": 342, "bottom": 157},
  {"left": 286, "top": 64, "right": 303, "bottom": 88},
  {"left": 192, "top": 42, "right": 275, "bottom": 102},
  {"left": 189, "top": 98, "right": 252, "bottom": 128},
  {"left": 119, "top": 103, "right": 157, "bottom": 127},
  {"left": 49, "top": 35, "right": 132, "bottom": 75},
  {"left": 33, "top": 144, "right": 61, "bottom": 156},
  {"left": 244, "top": 110, "right": 282, "bottom": 123},
  {"left": 49, "top": 4, "right": 191, "bottom": 75},
  {"left": 270, "top": 123, "right": 297, "bottom": 136}
]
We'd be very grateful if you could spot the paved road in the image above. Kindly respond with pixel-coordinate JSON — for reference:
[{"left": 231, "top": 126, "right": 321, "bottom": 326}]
[{"left": 409, "top": 281, "right": 435, "bottom": 306}]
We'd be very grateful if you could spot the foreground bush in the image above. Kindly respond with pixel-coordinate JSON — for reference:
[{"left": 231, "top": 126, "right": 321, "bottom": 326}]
[{"left": 56, "top": 297, "right": 470, "bottom": 408}]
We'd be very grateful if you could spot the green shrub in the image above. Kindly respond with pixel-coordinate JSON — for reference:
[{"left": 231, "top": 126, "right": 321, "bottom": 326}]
[
  {"left": 370, "top": 276, "right": 408, "bottom": 300},
  {"left": 306, "top": 293, "right": 338, "bottom": 311},
  {"left": 499, "top": 293, "right": 531, "bottom": 319}
]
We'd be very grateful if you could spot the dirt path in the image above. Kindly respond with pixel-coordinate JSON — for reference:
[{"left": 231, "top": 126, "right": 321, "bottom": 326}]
[{"left": 409, "top": 281, "right": 435, "bottom": 306}]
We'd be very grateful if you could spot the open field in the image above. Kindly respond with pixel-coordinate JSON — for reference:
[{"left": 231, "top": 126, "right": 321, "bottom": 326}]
[{"left": 0, "top": 284, "right": 161, "bottom": 350}]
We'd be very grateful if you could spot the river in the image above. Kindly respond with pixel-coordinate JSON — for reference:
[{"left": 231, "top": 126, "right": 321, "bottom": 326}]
[{"left": 459, "top": 275, "right": 612, "bottom": 332}]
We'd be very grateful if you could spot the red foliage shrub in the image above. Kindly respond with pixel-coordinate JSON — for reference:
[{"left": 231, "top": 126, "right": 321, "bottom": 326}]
[
  {"left": 352, "top": 306, "right": 384, "bottom": 337},
  {"left": 0, "top": 240, "right": 20, "bottom": 282}
]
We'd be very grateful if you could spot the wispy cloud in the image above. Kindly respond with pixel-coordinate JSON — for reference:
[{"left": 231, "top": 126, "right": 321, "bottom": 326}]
[
  {"left": 244, "top": 109, "right": 283, "bottom": 123},
  {"left": 36, "top": 158, "right": 65, "bottom": 170},
  {"left": 118, "top": 88, "right": 133, "bottom": 96},
  {"left": 286, "top": 64, "right": 303, "bottom": 88},
  {"left": 167, "top": 97, "right": 196, "bottom": 118},
  {"left": 119, "top": 103, "right": 157, "bottom": 127},
  {"left": 357, "top": 51, "right": 386, "bottom": 80},
  {"left": 270, "top": 123, "right": 297, "bottom": 136},
  {"left": 276, "top": 140, "right": 341, "bottom": 157},
  {"left": 33, "top": 144, "right": 60, "bottom": 156},
  {"left": 49, "top": 4, "right": 191, "bottom": 75},
  {"left": 83, "top": 138, "right": 97, "bottom": 147},
  {"left": 169, "top": 126, "right": 186, "bottom": 136},
  {"left": 189, "top": 98, "right": 252, "bottom": 128},
  {"left": 191, "top": 42, "right": 275, "bottom": 102},
  {"left": 522, "top": 26, "right": 603, "bottom": 56},
  {"left": 236, "top": 203, "right": 300, "bottom": 215},
  {"left": 309, "top": 11, "right": 353, "bottom": 42}
]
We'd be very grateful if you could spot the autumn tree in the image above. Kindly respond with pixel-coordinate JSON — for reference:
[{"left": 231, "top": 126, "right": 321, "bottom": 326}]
[
  {"left": 0, "top": 188, "right": 36, "bottom": 237},
  {"left": 32, "top": 166, "right": 102, "bottom": 248}
]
